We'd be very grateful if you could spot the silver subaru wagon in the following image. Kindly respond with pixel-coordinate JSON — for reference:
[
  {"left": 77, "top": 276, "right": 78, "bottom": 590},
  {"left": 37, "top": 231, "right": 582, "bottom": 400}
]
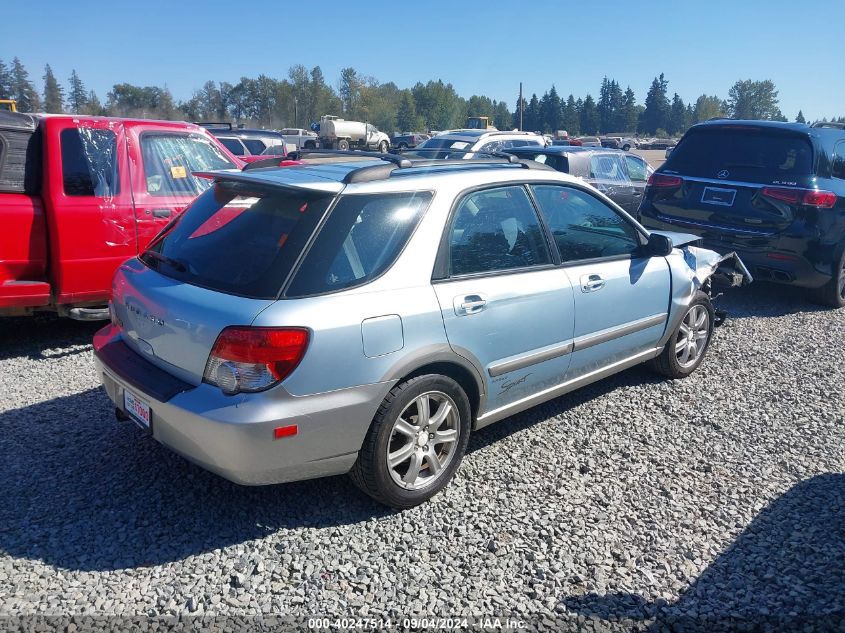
[{"left": 94, "top": 153, "right": 749, "bottom": 508}]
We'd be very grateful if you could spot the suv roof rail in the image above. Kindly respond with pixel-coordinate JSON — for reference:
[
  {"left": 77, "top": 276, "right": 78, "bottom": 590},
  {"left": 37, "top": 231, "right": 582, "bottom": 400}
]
[
  {"left": 811, "top": 121, "right": 845, "bottom": 130},
  {"left": 196, "top": 121, "right": 233, "bottom": 130},
  {"left": 271, "top": 149, "right": 554, "bottom": 183}
]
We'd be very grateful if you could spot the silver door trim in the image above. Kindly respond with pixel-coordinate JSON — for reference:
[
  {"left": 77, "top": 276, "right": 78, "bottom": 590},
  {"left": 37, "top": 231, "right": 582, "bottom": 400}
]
[
  {"left": 476, "top": 347, "right": 662, "bottom": 429},
  {"left": 488, "top": 340, "right": 574, "bottom": 378},
  {"left": 573, "top": 313, "right": 666, "bottom": 352},
  {"left": 484, "top": 312, "right": 665, "bottom": 379}
]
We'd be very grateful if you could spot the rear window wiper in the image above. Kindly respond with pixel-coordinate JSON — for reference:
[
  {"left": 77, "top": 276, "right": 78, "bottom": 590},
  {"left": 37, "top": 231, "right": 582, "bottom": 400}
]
[{"left": 142, "top": 250, "right": 188, "bottom": 273}]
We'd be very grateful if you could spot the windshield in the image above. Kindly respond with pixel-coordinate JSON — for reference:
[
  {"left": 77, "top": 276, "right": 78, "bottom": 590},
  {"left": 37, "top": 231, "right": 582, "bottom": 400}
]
[
  {"left": 141, "top": 182, "right": 332, "bottom": 298},
  {"left": 140, "top": 133, "right": 236, "bottom": 197},
  {"left": 410, "top": 137, "right": 473, "bottom": 159},
  {"left": 665, "top": 127, "right": 814, "bottom": 184}
]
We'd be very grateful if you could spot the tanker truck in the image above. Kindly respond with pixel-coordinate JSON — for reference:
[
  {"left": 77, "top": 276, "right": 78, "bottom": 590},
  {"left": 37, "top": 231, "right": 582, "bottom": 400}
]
[{"left": 317, "top": 115, "right": 391, "bottom": 152}]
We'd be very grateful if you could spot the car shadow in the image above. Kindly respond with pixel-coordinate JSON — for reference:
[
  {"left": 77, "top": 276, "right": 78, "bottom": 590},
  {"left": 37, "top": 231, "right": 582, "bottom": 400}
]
[
  {"left": 0, "top": 315, "right": 102, "bottom": 361},
  {"left": 562, "top": 473, "right": 845, "bottom": 631},
  {"left": 716, "top": 281, "right": 829, "bottom": 320},
  {"left": 0, "top": 387, "right": 391, "bottom": 572}
]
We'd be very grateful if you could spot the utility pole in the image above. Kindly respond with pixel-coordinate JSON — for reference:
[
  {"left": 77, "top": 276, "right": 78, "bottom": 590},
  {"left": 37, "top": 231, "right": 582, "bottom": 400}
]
[{"left": 519, "top": 82, "right": 523, "bottom": 131}]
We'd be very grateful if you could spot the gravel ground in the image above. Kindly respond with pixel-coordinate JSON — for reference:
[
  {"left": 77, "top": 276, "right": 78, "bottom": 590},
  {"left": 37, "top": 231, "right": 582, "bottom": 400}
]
[{"left": 1, "top": 282, "right": 843, "bottom": 631}]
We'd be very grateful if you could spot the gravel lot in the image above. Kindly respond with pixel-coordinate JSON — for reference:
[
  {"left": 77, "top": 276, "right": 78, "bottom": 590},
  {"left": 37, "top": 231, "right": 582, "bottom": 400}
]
[{"left": 1, "top": 282, "right": 843, "bottom": 631}]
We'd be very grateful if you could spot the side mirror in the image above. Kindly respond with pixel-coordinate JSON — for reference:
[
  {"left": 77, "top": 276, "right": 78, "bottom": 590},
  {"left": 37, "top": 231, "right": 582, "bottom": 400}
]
[{"left": 647, "top": 232, "right": 673, "bottom": 256}]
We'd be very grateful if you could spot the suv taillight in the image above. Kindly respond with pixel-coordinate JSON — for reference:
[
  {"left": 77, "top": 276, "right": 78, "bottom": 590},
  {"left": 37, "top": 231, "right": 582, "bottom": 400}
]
[
  {"left": 204, "top": 327, "right": 309, "bottom": 395},
  {"left": 646, "top": 173, "right": 684, "bottom": 189},
  {"left": 760, "top": 187, "right": 837, "bottom": 209}
]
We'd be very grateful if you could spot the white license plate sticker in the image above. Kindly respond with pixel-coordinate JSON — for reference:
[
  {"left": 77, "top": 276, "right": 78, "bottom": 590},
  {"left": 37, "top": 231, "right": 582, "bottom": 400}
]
[
  {"left": 124, "top": 389, "right": 151, "bottom": 430},
  {"left": 701, "top": 186, "right": 737, "bottom": 207}
]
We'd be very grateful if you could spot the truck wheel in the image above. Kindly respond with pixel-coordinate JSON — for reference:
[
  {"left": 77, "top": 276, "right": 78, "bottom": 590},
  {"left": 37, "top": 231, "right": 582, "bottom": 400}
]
[
  {"left": 349, "top": 374, "right": 471, "bottom": 509},
  {"left": 648, "top": 292, "right": 715, "bottom": 379},
  {"left": 397, "top": 142, "right": 408, "bottom": 150},
  {"left": 378, "top": 141, "right": 389, "bottom": 154},
  {"left": 622, "top": 144, "right": 631, "bottom": 151},
  {"left": 338, "top": 139, "right": 350, "bottom": 151},
  {"left": 304, "top": 141, "right": 316, "bottom": 149},
  {"left": 806, "top": 248, "right": 845, "bottom": 308}
]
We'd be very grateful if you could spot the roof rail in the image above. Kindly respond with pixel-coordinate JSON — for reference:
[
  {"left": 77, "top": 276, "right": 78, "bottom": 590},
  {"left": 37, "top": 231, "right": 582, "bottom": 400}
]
[
  {"left": 290, "top": 148, "right": 413, "bottom": 168},
  {"left": 196, "top": 121, "right": 233, "bottom": 130},
  {"left": 811, "top": 121, "right": 845, "bottom": 130}
]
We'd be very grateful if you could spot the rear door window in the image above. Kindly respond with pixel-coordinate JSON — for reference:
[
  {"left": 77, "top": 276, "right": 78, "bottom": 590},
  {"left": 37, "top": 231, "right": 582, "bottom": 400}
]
[
  {"left": 625, "top": 155, "right": 649, "bottom": 182},
  {"left": 242, "top": 138, "right": 267, "bottom": 154},
  {"left": 142, "top": 182, "right": 333, "bottom": 299},
  {"left": 140, "top": 133, "right": 235, "bottom": 197},
  {"left": 590, "top": 154, "right": 629, "bottom": 183},
  {"left": 448, "top": 185, "right": 551, "bottom": 276},
  {"left": 218, "top": 137, "right": 246, "bottom": 155},
  {"left": 287, "top": 191, "right": 432, "bottom": 297},
  {"left": 61, "top": 128, "right": 119, "bottom": 196},
  {"left": 666, "top": 128, "right": 814, "bottom": 184}
]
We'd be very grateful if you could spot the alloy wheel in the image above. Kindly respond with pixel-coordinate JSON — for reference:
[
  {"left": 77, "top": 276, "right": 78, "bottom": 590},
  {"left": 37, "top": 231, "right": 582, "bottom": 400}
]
[
  {"left": 675, "top": 304, "right": 710, "bottom": 369},
  {"left": 386, "top": 391, "right": 461, "bottom": 490}
]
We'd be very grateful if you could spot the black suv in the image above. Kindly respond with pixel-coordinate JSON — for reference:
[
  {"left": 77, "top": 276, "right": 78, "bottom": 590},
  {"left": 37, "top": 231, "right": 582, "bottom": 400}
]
[{"left": 639, "top": 120, "right": 845, "bottom": 307}]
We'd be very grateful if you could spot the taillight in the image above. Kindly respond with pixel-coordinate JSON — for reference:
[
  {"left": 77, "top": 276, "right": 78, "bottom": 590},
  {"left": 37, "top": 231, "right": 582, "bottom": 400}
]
[
  {"left": 802, "top": 190, "right": 837, "bottom": 208},
  {"left": 204, "top": 327, "right": 309, "bottom": 395},
  {"left": 646, "top": 174, "right": 683, "bottom": 189},
  {"left": 760, "top": 187, "right": 837, "bottom": 209}
]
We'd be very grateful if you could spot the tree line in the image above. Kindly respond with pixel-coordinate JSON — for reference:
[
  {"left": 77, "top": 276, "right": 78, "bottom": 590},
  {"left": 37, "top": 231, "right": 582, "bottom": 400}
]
[{"left": 2, "top": 57, "right": 843, "bottom": 137}]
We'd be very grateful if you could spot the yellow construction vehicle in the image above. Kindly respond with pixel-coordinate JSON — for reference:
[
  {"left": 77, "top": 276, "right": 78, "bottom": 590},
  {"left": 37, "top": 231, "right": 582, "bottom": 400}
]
[
  {"left": 466, "top": 116, "right": 497, "bottom": 131},
  {"left": 0, "top": 100, "right": 18, "bottom": 113}
]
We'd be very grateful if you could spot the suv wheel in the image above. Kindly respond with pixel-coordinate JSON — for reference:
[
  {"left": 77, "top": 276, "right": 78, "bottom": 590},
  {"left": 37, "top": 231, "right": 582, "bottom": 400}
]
[
  {"left": 350, "top": 375, "right": 471, "bottom": 508},
  {"left": 648, "top": 292, "right": 714, "bottom": 378},
  {"left": 806, "top": 249, "right": 845, "bottom": 308},
  {"left": 622, "top": 144, "right": 631, "bottom": 151}
]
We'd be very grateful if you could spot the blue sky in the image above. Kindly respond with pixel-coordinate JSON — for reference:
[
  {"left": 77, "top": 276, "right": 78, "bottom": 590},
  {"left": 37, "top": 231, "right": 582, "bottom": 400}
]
[{"left": 2, "top": 0, "right": 841, "bottom": 121}]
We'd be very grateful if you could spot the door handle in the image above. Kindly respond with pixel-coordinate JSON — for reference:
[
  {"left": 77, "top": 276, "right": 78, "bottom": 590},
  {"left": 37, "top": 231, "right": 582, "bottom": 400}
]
[
  {"left": 151, "top": 208, "right": 172, "bottom": 218},
  {"left": 454, "top": 294, "right": 487, "bottom": 316},
  {"left": 580, "top": 274, "right": 606, "bottom": 293}
]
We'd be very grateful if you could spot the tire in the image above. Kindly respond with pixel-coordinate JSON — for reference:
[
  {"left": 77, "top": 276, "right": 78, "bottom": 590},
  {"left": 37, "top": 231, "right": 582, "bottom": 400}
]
[
  {"left": 350, "top": 374, "right": 471, "bottom": 509},
  {"left": 622, "top": 144, "right": 631, "bottom": 152},
  {"left": 338, "top": 139, "right": 350, "bottom": 151},
  {"left": 648, "top": 292, "right": 715, "bottom": 379},
  {"left": 397, "top": 142, "right": 408, "bottom": 150},
  {"left": 806, "top": 248, "right": 845, "bottom": 308},
  {"left": 378, "top": 141, "right": 389, "bottom": 153},
  {"left": 303, "top": 141, "right": 316, "bottom": 149}
]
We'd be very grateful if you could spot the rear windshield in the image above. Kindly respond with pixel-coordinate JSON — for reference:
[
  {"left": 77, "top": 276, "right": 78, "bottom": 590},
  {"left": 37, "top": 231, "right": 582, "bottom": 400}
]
[
  {"left": 665, "top": 127, "right": 814, "bottom": 184},
  {"left": 410, "top": 138, "right": 472, "bottom": 159},
  {"left": 142, "top": 184, "right": 431, "bottom": 299},
  {"left": 142, "top": 182, "right": 332, "bottom": 299}
]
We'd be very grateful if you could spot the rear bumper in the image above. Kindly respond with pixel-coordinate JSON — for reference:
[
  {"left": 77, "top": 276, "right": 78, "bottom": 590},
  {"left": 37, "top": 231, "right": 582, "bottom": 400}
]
[
  {"left": 93, "top": 327, "right": 392, "bottom": 485},
  {"left": 640, "top": 209, "right": 836, "bottom": 289}
]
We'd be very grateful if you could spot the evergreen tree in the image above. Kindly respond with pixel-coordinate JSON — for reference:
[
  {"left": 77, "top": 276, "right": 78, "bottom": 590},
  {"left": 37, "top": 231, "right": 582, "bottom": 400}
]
[
  {"left": 580, "top": 94, "right": 599, "bottom": 135},
  {"left": 42, "top": 64, "right": 64, "bottom": 113},
  {"left": 492, "top": 100, "right": 511, "bottom": 130},
  {"left": 524, "top": 93, "right": 540, "bottom": 132},
  {"left": 795, "top": 110, "right": 806, "bottom": 124},
  {"left": 641, "top": 73, "right": 670, "bottom": 134},
  {"left": 620, "top": 87, "right": 638, "bottom": 132},
  {"left": 539, "top": 85, "right": 561, "bottom": 133},
  {"left": 68, "top": 69, "right": 88, "bottom": 113},
  {"left": 511, "top": 93, "right": 527, "bottom": 130},
  {"left": 668, "top": 93, "right": 686, "bottom": 135},
  {"left": 11, "top": 57, "right": 40, "bottom": 112},
  {"left": 85, "top": 90, "right": 105, "bottom": 116},
  {"left": 561, "top": 94, "right": 580, "bottom": 135},
  {"left": 0, "top": 59, "right": 12, "bottom": 99},
  {"left": 396, "top": 90, "right": 418, "bottom": 132}
]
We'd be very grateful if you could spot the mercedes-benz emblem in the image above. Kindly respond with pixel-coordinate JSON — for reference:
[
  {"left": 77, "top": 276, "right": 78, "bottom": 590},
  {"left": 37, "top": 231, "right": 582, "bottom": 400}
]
[{"left": 717, "top": 170, "right": 729, "bottom": 179}]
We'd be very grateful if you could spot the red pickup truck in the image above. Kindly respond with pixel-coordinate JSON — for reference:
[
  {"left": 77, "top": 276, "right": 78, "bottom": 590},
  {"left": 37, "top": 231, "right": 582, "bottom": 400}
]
[{"left": 0, "top": 111, "right": 244, "bottom": 319}]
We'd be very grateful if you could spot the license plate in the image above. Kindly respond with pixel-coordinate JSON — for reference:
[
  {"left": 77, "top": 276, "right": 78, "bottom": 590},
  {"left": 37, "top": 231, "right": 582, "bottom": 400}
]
[
  {"left": 124, "top": 389, "right": 151, "bottom": 430},
  {"left": 701, "top": 186, "right": 737, "bottom": 207}
]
